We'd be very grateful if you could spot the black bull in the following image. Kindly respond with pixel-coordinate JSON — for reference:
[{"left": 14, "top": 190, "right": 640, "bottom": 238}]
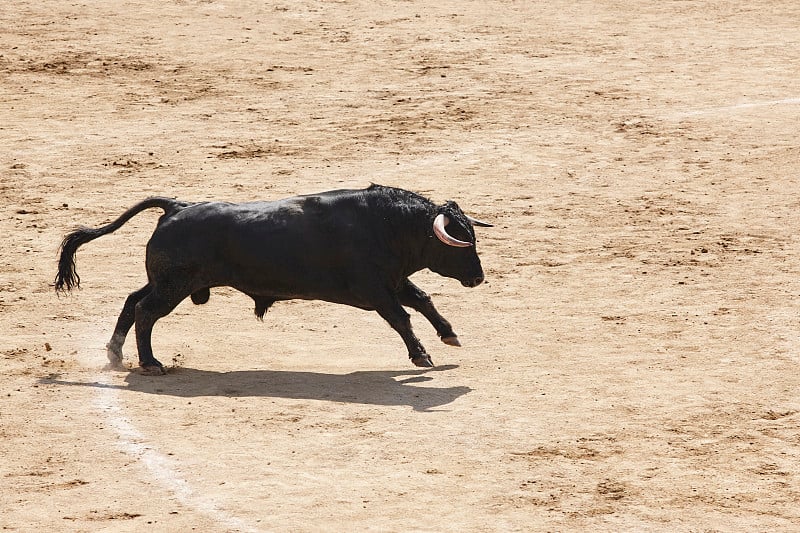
[{"left": 55, "top": 185, "right": 491, "bottom": 374}]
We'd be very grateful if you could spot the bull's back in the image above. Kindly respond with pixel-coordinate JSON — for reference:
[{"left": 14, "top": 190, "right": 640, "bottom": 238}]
[{"left": 145, "top": 196, "right": 371, "bottom": 297}]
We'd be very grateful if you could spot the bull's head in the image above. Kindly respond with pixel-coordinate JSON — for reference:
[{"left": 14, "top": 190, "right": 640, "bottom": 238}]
[{"left": 429, "top": 201, "right": 492, "bottom": 288}]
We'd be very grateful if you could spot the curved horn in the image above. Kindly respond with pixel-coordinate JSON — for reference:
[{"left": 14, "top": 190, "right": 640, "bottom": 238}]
[
  {"left": 466, "top": 215, "right": 493, "bottom": 228},
  {"left": 433, "top": 214, "right": 472, "bottom": 248}
]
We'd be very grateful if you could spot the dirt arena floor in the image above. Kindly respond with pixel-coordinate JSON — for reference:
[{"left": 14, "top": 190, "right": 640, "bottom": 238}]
[{"left": 2, "top": 1, "right": 800, "bottom": 531}]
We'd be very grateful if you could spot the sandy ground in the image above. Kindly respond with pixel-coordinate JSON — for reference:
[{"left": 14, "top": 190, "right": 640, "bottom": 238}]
[{"left": 2, "top": 1, "right": 800, "bottom": 531}]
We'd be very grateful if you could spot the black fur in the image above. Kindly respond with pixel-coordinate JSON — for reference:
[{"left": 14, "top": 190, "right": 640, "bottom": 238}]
[{"left": 55, "top": 185, "right": 488, "bottom": 371}]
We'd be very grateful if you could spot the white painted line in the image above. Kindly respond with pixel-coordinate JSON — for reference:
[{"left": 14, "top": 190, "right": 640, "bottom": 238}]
[
  {"left": 91, "top": 373, "right": 263, "bottom": 533},
  {"left": 78, "top": 327, "right": 263, "bottom": 532}
]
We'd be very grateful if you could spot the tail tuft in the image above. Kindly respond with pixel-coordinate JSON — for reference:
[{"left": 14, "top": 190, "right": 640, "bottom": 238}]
[{"left": 55, "top": 227, "right": 104, "bottom": 293}]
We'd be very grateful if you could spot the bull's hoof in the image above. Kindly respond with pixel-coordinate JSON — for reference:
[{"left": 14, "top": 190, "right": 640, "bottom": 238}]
[
  {"left": 139, "top": 363, "right": 167, "bottom": 376},
  {"left": 106, "top": 351, "right": 124, "bottom": 367},
  {"left": 103, "top": 359, "right": 128, "bottom": 372},
  {"left": 441, "top": 335, "right": 461, "bottom": 347},
  {"left": 411, "top": 354, "right": 434, "bottom": 368},
  {"left": 106, "top": 333, "right": 125, "bottom": 364}
]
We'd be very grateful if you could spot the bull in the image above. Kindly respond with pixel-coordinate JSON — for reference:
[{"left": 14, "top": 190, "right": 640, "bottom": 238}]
[{"left": 55, "top": 185, "right": 491, "bottom": 374}]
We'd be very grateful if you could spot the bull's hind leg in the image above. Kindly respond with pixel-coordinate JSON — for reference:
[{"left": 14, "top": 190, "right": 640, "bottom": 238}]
[
  {"left": 134, "top": 286, "right": 186, "bottom": 375},
  {"left": 107, "top": 284, "right": 152, "bottom": 369}
]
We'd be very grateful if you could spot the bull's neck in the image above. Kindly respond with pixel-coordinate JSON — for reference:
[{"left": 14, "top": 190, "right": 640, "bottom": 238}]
[{"left": 383, "top": 209, "right": 434, "bottom": 279}]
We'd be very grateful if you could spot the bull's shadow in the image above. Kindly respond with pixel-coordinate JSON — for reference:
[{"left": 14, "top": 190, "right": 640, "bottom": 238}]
[{"left": 51, "top": 365, "right": 470, "bottom": 412}]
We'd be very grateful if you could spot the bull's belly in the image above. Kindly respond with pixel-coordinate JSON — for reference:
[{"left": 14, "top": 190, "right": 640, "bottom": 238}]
[
  {"left": 208, "top": 267, "right": 375, "bottom": 311},
  {"left": 234, "top": 285, "right": 375, "bottom": 312}
]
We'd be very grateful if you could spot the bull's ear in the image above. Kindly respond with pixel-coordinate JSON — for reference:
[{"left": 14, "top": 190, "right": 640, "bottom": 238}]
[
  {"left": 467, "top": 215, "right": 493, "bottom": 228},
  {"left": 442, "top": 200, "right": 461, "bottom": 214}
]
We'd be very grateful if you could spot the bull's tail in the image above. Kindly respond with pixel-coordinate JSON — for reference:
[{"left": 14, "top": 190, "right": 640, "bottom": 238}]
[{"left": 55, "top": 196, "right": 188, "bottom": 293}]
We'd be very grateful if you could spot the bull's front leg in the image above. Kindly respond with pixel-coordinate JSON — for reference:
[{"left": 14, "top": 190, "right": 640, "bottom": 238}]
[
  {"left": 397, "top": 280, "right": 460, "bottom": 347},
  {"left": 370, "top": 290, "right": 434, "bottom": 368}
]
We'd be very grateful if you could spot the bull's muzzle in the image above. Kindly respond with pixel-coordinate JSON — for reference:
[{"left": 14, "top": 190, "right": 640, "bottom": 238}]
[{"left": 462, "top": 275, "right": 485, "bottom": 288}]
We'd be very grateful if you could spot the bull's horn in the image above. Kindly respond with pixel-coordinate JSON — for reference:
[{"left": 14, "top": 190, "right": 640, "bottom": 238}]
[
  {"left": 433, "top": 214, "right": 472, "bottom": 248},
  {"left": 466, "top": 215, "right": 493, "bottom": 228}
]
